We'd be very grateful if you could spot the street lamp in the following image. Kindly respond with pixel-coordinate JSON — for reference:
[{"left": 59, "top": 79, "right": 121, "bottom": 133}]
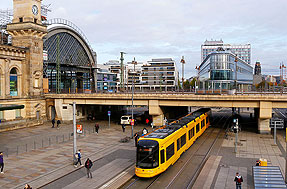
[
  {"left": 235, "top": 55, "right": 238, "bottom": 91},
  {"left": 131, "top": 57, "right": 137, "bottom": 138}
]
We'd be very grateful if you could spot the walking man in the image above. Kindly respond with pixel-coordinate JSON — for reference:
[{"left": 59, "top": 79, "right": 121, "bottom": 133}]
[
  {"left": 122, "top": 124, "right": 125, "bottom": 132},
  {"left": 0, "top": 152, "right": 4, "bottom": 174},
  {"left": 56, "top": 119, "right": 61, "bottom": 129},
  {"left": 134, "top": 133, "right": 139, "bottom": 147},
  {"left": 95, "top": 123, "right": 99, "bottom": 134},
  {"left": 234, "top": 172, "right": 243, "bottom": 189},
  {"left": 74, "top": 149, "right": 82, "bottom": 167},
  {"left": 51, "top": 119, "right": 55, "bottom": 128},
  {"left": 85, "top": 158, "right": 93, "bottom": 178}
]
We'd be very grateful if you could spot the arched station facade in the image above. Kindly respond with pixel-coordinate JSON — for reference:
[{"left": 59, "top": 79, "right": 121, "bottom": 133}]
[{"left": 43, "top": 18, "right": 97, "bottom": 93}]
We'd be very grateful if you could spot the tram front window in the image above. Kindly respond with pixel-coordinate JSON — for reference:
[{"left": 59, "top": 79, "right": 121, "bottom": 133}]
[{"left": 136, "top": 140, "right": 159, "bottom": 169}]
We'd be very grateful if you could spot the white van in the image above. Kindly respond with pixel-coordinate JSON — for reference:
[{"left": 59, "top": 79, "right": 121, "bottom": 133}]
[{"left": 121, "top": 115, "right": 131, "bottom": 125}]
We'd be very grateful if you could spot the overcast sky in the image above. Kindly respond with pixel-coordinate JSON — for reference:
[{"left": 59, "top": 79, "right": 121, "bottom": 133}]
[{"left": 1, "top": 0, "right": 287, "bottom": 77}]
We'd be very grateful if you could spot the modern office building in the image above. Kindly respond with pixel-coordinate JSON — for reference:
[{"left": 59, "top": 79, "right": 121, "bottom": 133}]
[
  {"left": 198, "top": 47, "right": 253, "bottom": 91},
  {"left": 141, "top": 58, "right": 178, "bottom": 90},
  {"left": 96, "top": 64, "right": 117, "bottom": 91},
  {"left": 201, "top": 40, "right": 251, "bottom": 64}
]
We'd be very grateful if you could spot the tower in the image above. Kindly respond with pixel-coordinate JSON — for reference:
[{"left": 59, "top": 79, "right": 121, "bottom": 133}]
[
  {"left": 254, "top": 61, "right": 261, "bottom": 75},
  {"left": 7, "top": 0, "right": 47, "bottom": 96}
]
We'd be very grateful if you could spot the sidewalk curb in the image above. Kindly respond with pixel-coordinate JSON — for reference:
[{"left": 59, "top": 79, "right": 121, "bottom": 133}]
[{"left": 99, "top": 164, "right": 135, "bottom": 189}]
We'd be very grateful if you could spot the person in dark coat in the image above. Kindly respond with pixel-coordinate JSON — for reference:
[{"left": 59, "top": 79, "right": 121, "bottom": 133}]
[
  {"left": 234, "top": 172, "right": 243, "bottom": 189},
  {"left": 122, "top": 124, "right": 125, "bottom": 132},
  {"left": 95, "top": 123, "right": 99, "bottom": 134},
  {"left": 85, "top": 158, "right": 93, "bottom": 178},
  {"left": 134, "top": 133, "right": 139, "bottom": 147},
  {"left": 56, "top": 120, "right": 61, "bottom": 128},
  {"left": 51, "top": 119, "right": 55, "bottom": 128},
  {"left": 0, "top": 152, "right": 4, "bottom": 174}
]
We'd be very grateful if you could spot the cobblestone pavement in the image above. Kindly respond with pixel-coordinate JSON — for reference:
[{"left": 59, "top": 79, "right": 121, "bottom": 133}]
[{"left": 0, "top": 120, "right": 147, "bottom": 188}]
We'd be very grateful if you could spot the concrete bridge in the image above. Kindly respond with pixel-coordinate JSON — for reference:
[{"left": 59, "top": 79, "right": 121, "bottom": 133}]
[{"left": 45, "top": 93, "right": 287, "bottom": 133}]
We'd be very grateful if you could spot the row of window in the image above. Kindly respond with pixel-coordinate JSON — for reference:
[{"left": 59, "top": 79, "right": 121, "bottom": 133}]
[{"left": 161, "top": 116, "right": 209, "bottom": 164}]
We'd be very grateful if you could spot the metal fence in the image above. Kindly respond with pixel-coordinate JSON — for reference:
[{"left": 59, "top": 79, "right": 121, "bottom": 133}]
[{"left": 1, "top": 127, "right": 96, "bottom": 157}]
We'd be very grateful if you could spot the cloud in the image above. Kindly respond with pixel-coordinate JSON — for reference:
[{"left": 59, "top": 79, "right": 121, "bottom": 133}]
[{"left": 1, "top": 0, "right": 286, "bottom": 78}]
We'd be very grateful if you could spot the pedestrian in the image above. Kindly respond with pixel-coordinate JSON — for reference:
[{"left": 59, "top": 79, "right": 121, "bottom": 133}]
[
  {"left": 122, "top": 124, "right": 125, "bottom": 132},
  {"left": 134, "top": 133, "right": 139, "bottom": 147},
  {"left": 256, "top": 160, "right": 260, "bottom": 166},
  {"left": 51, "top": 119, "right": 55, "bottom": 128},
  {"left": 85, "top": 158, "right": 93, "bottom": 178},
  {"left": 142, "top": 128, "right": 148, "bottom": 135},
  {"left": 145, "top": 118, "right": 150, "bottom": 126},
  {"left": 0, "top": 152, "right": 4, "bottom": 174},
  {"left": 24, "top": 183, "right": 32, "bottom": 189},
  {"left": 56, "top": 119, "right": 61, "bottom": 129},
  {"left": 95, "top": 123, "right": 99, "bottom": 134},
  {"left": 234, "top": 172, "right": 243, "bottom": 189},
  {"left": 74, "top": 149, "right": 82, "bottom": 167},
  {"left": 151, "top": 122, "right": 154, "bottom": 129}
]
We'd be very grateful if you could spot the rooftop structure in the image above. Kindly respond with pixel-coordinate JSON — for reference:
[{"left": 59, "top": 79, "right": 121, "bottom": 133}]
[{"left": 202, "top": 39, "right": 251, "bottom": 64}]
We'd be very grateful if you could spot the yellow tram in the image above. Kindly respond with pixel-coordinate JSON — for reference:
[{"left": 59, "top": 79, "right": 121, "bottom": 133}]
[{"left": 135, "top": 108, "right": 211, "bottom": 178}]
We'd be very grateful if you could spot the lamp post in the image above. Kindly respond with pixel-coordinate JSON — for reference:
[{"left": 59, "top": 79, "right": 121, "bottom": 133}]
[
  {"left": 72, "top": 102, "right": 77, "bottom": 161},
  {"left": 180, "top": 56, "right": 185, "bottom": 92},
  {"left": 234, "top": 55, "right": 238, "bottom": 94},
  {"left": 131, "top": 57, "right": 137, "bottom": 138}
]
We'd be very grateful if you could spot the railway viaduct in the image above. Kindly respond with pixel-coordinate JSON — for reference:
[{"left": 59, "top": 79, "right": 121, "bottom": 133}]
[{"left": 45, "top": 93, "right": 287, "bottom": 134}]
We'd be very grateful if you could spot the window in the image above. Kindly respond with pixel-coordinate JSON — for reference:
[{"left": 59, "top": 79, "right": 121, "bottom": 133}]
[
  {"left": 196, "top": 123, "right": 200, "bottom": 133},
  {"left": 19, "top": 17, "right": 23, "bottom": 22},
  {"left": 177, "top": 138, "right": 180, "bottom": 151},
  {"left": 34, "top": 19, "right": 37, "bottom": 23},
  {"left": 160, "top": 150, "right": 165, "bottom": 164},
  {"left": 166, "top": 143, "right": 174, "bottom": 160},
  {"left": 181, "top": 134, "right": 186, "bottom": 147},
  {"left": 10, "top": 68, "right": 18, "bottom": 96}
]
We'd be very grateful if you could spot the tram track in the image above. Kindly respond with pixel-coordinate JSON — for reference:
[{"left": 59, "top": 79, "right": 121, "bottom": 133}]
[{"left": 121, "top": 111, "right": 229, "bottom": 189}]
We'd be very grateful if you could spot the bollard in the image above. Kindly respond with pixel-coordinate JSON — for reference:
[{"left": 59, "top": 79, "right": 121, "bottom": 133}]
[
  {"left": 49, "top": 138, "right": 51, "bottom": 146},
  {"left": 6, "top": 148, "right": 8, "bottom": 157},
  {"left": 42, "top": 139, "right": 44, "bottom": 148},
  {"left": 34, "top": 141, "right": 36, "bottom": 149},
  {"left": 16, "top": 146, "right": 19, "bottom": 155},
  {"left": 26, "top": 144, "right": 28, "bottom": 152},
  {"left": 56, "top": 136, "right": 58, "bottom": 143}
]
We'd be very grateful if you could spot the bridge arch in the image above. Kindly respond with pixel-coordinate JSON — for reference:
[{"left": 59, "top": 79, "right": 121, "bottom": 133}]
[{"left": 43, "top": 18, "right": 96, "bottom": 93}]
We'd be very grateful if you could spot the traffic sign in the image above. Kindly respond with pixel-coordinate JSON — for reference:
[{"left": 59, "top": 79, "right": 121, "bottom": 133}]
[
  {"left": 108, "top": 111, "right": 111, "bottom": 116},
  {"left": 131, "top": 119, "right": 135, "bottom": 126}
]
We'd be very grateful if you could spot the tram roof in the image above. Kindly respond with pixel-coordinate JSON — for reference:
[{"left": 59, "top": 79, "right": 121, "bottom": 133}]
[{"left": 144, "top": 108, "right": 210, "bottom": 139}]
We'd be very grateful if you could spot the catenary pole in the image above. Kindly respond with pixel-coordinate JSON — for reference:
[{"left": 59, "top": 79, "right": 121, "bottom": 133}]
[{"left": 73, "top": 102, "right": 77, "bottom": 159}]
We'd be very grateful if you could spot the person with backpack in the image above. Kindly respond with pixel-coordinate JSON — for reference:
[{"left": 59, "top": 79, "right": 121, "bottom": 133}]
[
  {"left": 85, "top": 158, "right": 93, "bottom": 178},
  {"left": 74, "top": 149, "right": 82, "bottom": 167},
  {"left": 234, "top": 172, "right": 243, "bottom": 189}
]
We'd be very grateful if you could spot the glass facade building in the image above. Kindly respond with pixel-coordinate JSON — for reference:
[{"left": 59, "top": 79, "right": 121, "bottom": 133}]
[
  {"left": 198, "top": 49, "right": 253, "bottom": 91},
  {"left": 201, "top": 40, "right": 251, "bottom": 64}
]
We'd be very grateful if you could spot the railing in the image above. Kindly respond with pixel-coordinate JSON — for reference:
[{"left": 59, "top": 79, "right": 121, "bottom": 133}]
[{"left": 45, "top": 88, "right": 287, "bottom": 95}]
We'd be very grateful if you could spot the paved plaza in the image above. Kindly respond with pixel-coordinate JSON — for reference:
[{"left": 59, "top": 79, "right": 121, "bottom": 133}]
[
  {"left": 0, "top": 120, "right": 146, "bottom": 189},
  {"left": 0, "top": 117, "right": 286, "bottom": 189}
]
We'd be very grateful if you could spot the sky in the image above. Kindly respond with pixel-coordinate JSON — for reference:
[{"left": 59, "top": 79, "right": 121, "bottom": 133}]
[{"left": 1, "top": 0, "right": 287, "bottom": 78}]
